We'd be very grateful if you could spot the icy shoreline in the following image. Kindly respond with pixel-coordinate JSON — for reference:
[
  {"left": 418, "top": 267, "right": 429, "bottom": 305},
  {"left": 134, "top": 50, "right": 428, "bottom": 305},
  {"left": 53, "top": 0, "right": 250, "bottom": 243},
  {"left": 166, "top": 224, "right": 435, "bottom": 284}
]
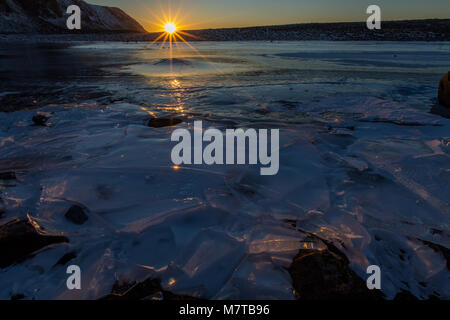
[
  {"left": 0, "top": 41, "right": 449, "bottom": 300},
  {"left": 1, "top": 96, "right": 448, "bottom": 299}
]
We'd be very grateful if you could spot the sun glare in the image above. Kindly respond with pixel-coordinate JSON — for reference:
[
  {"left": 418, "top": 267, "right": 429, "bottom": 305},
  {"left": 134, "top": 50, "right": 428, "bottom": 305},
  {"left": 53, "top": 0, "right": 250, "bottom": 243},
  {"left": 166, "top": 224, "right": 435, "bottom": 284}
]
[
  {"left": 145, "top": 5, "right": 206, "bottom": 74},
  {"left": 164, "top": 22, "right": 177, "bottom": 34}
]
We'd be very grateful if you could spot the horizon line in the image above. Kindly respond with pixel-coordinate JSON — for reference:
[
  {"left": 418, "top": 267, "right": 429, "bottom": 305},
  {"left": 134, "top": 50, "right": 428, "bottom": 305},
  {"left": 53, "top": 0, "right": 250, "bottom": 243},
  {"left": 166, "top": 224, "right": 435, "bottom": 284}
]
[{"left": 141, "top": 17, "right": 450, "bottom": 33}]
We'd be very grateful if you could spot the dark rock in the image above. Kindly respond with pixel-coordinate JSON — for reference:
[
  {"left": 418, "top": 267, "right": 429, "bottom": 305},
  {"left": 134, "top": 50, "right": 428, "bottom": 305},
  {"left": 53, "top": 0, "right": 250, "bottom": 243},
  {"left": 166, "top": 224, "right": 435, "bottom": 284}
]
[
  {"left": 32, "top": 114, "right": 49, "bottom": 126},
  {"left": 288, "top": 235, "right": 384, "bottom": 300},
  {"left": 0, "top": 219, "right": 69, "bottom": 268},
  {"left": 438, "top": 71, "right": 450, "bottom": 108},
  {"left": 0, "top": 171, "right": 16, "bottom": 180},
  {"left": 421, "top": 239, "right": 450, "bottom": 270},
  {"left": 430, "top": 103, "right": 450, "bottom": 119},
  {"left": 64, "top": 205, "right": 89, "bottom": 225},
  {"left": 55, "top": 251, "right": 77, "bottom": 266},
  {"left": 101, "top": 278, "right": 199, "bottom": 300},
  {"left": 147, "top": 118, "right": 183, "bottom": 128}
]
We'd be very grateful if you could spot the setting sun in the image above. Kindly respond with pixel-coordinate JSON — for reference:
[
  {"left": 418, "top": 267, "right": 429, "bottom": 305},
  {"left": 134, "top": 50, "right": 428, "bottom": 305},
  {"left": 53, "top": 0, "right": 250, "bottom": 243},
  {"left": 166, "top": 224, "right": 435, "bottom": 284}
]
[{"left": 164, "top": 22, "right": 177, "bottom": 34}]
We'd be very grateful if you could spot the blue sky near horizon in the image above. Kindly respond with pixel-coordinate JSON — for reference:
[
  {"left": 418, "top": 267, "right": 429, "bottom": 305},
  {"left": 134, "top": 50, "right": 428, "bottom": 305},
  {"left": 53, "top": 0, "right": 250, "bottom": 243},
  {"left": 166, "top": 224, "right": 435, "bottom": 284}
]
[{"left": 89, "top": 0, "right": 450, "bottom": 31}]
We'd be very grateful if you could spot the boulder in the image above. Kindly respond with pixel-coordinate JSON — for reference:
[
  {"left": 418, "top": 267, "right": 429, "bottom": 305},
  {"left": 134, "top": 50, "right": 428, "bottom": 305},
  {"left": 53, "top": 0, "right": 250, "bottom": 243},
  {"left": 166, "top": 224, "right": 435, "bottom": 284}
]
[
  {"left": 288, "top": 234, "right": 384, "bottom": 300},
  {"left": 32, "top": 114, "right": 50, "bottom": 126},
  {"left": 438, "top": 71, "right": 450, "bottom": 107},
  {"left": 65, "top": 205, "right": 89, "bottom": 225},
  {"left": 0, "top": 219, "right": 68, "bottom": 268}
]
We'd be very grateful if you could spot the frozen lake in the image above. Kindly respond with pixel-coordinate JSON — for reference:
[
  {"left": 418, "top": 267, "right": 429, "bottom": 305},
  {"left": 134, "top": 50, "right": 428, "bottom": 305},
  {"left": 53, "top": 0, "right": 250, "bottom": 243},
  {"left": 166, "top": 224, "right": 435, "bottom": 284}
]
[{"left": 0, "top": 41, "right": 449, "bottom": 299}]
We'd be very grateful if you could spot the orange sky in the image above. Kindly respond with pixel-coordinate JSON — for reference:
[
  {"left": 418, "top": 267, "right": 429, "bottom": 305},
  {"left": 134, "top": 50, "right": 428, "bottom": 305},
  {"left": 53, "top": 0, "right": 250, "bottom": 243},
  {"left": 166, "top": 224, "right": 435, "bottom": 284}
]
[{"left": 90, "top": 0, "right": 450, "bottom": 32}]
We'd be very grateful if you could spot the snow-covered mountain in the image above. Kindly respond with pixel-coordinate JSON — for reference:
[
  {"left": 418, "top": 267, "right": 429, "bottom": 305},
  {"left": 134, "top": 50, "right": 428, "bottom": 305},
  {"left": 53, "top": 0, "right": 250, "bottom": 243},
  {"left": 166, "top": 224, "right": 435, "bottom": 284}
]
[{"left": 0, "top": 0, "right": 146, "bottom": 33}]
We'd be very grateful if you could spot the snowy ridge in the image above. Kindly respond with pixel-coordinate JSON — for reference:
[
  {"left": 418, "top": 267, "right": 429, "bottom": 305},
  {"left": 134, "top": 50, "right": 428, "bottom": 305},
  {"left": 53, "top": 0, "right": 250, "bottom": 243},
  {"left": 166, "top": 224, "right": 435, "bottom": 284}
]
[{"left": 0, "top": 0, "right": 146, "bottom": 33}]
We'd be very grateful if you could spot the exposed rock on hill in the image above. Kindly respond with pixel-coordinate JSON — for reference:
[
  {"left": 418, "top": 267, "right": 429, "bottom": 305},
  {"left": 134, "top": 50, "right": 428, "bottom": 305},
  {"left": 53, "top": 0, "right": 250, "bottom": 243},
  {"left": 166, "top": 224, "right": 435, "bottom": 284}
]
[{"left": 0, "top": 0, "right": 146, "bottom": 33}]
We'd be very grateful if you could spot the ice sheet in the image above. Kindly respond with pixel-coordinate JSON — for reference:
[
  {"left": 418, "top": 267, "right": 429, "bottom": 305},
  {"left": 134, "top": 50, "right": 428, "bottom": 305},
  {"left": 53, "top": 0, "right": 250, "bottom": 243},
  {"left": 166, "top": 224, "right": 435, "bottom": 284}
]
[{"left": 0, "top": 41, "right": 449, "bottom": 300}]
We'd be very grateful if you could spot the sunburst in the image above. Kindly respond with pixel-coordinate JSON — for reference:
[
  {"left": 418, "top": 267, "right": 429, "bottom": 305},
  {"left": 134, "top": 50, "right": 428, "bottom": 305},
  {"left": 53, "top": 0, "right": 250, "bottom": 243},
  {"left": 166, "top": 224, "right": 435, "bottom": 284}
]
[
  {"left": 164, "top": 22, "right": 177, "bottom": 34},
  {"left": 141, "top": 3, "right": 207, "bottom": 73}
]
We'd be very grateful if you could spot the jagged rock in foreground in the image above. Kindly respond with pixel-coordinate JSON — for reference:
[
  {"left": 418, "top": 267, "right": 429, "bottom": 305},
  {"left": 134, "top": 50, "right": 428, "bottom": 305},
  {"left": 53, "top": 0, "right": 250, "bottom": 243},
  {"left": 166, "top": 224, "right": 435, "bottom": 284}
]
[
  {"left": 288, "top": 234, "right": 384, "bottom": 300},
  {"left": 438, "top": 71, "right": 450, "bottom": 108},
  {"left": 289, "top": 248, "right": 384, "bottom": 300},
  {"left": 0, "top": 219, "right": 69, "bottom": 268},
  {"left": 288, "top": 234, "right": 442, "bottom": 300},
  {"left": 101, "top": 278, "right": 199, "bottom": 301},
  {"left": 0, "top": 0, "right": 146, "bottom": 33}
]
